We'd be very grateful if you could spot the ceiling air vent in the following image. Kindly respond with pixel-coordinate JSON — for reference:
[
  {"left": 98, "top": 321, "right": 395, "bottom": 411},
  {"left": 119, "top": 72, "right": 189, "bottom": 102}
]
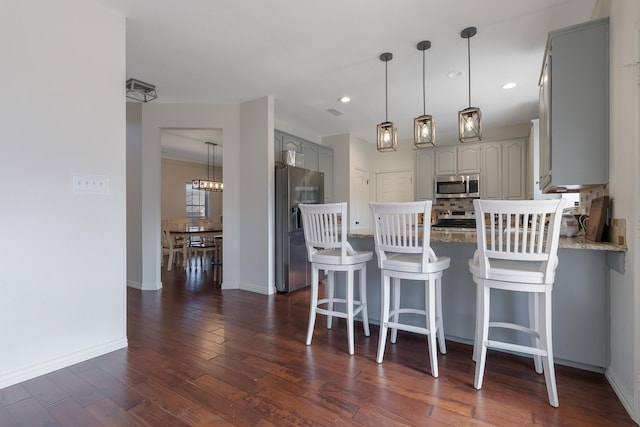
[{"left": 325, "top": 108, "right": 344, "bottom": 116}]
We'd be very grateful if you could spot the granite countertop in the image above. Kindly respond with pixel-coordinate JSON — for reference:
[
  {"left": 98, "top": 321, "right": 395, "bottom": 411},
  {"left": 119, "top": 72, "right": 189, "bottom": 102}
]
[{"left": 350, "top": 227, "right": 627, "bottom": 252}]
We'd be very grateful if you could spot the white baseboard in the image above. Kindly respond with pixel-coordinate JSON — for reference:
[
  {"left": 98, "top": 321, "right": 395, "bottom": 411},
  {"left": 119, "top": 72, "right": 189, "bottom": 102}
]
[
  {"left": 222, "top": 281, "right": 274, "bottom": 295},
  {"left": 605, "top": 367, "right": 637, "bottom": 423},
  {"left": 0, "top": 338, "right": 128, "bottom": 389},
  {"left": 127, "top": 280, "right": 162, "bottom": 290}
]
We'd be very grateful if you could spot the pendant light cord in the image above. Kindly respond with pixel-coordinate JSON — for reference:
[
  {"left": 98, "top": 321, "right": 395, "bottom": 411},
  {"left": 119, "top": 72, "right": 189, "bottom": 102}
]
[
  {"left": 207, "top": 143, "right": 211, "bottom": 181},
  {"left": 467, "top": 37, "right": 471, "bottom": 108},
  {"left": 422, "top": 48, "right": 426, "bottom": 115},
  {"left": 385, "top": 60, "right": 389, "bottom": 121}
]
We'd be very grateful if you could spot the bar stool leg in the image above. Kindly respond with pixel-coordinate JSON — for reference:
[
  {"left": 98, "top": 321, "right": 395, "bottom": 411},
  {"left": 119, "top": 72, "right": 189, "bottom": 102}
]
[
  {"left": 436, "top": 275, "right": 447, "bottom": 354},
  {"left": 346, "top": 269, "right": 355, "bottom": 355},
  {"left": 474, "top": 284, "right": 490, "bottom": 389},
  {"left": 390, "top": 278, "right": 401, "bottom": 344},
  {"left": 427, "top": 277, "right": 438, "bottom": 377},
  {"left": 376, "top": 272, "right": 391, "bottom": 363},
  {"left": 359, "top": 267, "right": 370, "bottom": 337},
  {"left": 306, "top": 267, "right": 319, "bottom": 346},
  {"left": 529, "top": 292, "right": 543, "bottom": 373}
]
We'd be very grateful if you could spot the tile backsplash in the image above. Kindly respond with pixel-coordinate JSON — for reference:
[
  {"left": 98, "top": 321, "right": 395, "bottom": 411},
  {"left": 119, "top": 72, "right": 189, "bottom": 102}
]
[
  {"left": 580, "top": 184, "right": 609, "bottom": 215},
  {"left": 431, "top": 183, "right": 609, "bottom": 216},
  {"left": 434, "top": 199, "right": 475, "bottom": 213}
]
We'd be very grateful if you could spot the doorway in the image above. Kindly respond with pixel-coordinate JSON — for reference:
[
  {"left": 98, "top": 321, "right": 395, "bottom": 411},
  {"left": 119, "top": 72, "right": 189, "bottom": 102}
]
[{"left": 375, "top": 170, "right": 413, "bottom": 202}]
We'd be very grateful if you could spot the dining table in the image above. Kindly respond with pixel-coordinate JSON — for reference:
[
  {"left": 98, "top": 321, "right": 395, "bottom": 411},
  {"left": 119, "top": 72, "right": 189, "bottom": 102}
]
[{"left": 165, "top": 225, "right": 222, "bottom": 268}]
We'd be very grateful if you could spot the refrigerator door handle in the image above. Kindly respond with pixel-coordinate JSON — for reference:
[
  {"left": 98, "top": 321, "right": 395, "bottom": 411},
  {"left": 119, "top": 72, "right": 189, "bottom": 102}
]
[{"left": 291, "top": 206, "right": 300, "bottom": 230}]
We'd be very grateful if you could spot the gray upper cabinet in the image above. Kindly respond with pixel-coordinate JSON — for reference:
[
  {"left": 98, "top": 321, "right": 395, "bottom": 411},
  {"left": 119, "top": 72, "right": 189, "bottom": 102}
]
[
  {"left": 434, "top": 147, "right": 456, "bottom": 175},
  {"left": 318, "top": 146, "right": 334, "bottom": 202},
  {"left": 417, "top": 139, "right": 527, "bottom": 201},
  {"left": 274, "top": 129, "right": 334, "bottom": 201},
  {"left": 274, "top": 131, "right": 283, "bottom": 161},
  {"left": 416, "top": 149, "right": 435, "bottom": 200},
  {"left": 539, "top": 18, "right": 609, "bottom": 193},
  {"left": 301, "top": 140, "right": 319, "bottom": 171}
]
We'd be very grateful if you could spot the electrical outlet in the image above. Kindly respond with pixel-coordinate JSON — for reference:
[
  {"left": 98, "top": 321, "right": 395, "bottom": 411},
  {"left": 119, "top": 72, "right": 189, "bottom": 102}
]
[{"left": 73, "top": 174, "right": 108, "bottom": 194}]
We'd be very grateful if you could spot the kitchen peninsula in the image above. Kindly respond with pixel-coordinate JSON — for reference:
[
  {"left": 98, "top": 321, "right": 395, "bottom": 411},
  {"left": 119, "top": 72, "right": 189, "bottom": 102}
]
[{"left": 339, "top": 228, "right": 626, "bottom": 373}]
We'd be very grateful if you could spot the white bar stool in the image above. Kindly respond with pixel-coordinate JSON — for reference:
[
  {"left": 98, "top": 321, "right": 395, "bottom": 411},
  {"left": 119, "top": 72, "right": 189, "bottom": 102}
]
[
  {"left": 370, "top": 201, "right": 450, "bottom": 377},
  {"left": 469, "top": 199, "right": 565, "bottom": 407}
]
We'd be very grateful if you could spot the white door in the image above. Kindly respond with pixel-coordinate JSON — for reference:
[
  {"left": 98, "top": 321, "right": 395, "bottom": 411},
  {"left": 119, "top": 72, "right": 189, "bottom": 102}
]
[
  {"left": 376, "top": 170, "right": 413, "bottom": 202},
  {"left": 351, "top": 168, "right": 370, "bottom": 231}
]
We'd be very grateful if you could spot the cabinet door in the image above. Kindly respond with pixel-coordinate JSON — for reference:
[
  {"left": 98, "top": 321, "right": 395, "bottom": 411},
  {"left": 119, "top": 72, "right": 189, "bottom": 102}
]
[
  {"left": 301, "top": 141, "right": 319, "bottom": 171},
  {"left": 318, "top": 146, "right": 334, "bottom": 202},
  {"left": 457, "top": 145, "right": 481, "bottom": 174},
  {"left": 502, "top": 140, "right": 527, "bottom": 199},
  {"left": 283, "top": 135, "right": 301, "bottom": 153},
  {"left": 435, "top": 147, "right": 456, "bottom": 175},
  {"left": 481, "top": 143, "right": 502, "bottom": 199},
  {"left": 415, "top": 149, "right": 435, "bottom": 200},
  {"left": 538, "top": 55, "right": 551, "bottom": 190},
  {"left": 274, "top": 130, "right": 284, "bottom": 162}
]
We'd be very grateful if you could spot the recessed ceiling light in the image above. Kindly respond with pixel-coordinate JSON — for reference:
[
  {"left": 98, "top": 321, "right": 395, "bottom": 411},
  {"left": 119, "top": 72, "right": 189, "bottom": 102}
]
[
  {"left": 447, "top": 70, "right": 462, "bottom": 79},
  {"left": 502, "top": 82, "right": 517, "bottom": 89},
  {"left": 338, "top": 96, "right": 351, "bottom": 103}
]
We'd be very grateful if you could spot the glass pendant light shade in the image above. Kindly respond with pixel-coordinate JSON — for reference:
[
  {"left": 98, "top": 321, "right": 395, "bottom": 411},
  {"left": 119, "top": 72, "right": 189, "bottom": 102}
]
[
  {"left": 377, "top": 121, "right": 398, "bottom": 152},
  {"left": 377, "top": 52, "right": 397, "bottom": 152},
  {"left": 192, "top": 142, "right": 223, "bottom": 192},
  {"left": 459, "top": 26, "right": 482, "bottom": 143},
  {"left": 414, "top": 40, "right": 435, "bottom": 148},
  {"left": 414, "top": 114, "right": 435, "bottom": 147},
  {"left": 458, "top": 107, "right": 482, "bottom": 142}
]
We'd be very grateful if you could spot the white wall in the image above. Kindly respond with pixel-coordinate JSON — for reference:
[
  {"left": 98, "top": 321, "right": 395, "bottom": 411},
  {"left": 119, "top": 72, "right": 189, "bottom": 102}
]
[
  {"left": 131, "top": 99, "right": 274, "bottom": 295},
  {"left": 239, "top": 97, "right": 275, "bottom": 294},
  {"left": 160, "top": 158, "right": 222, "bottom": 221},
  {"left": 0, "top": 0, "right": 127, "bottom": 387},
  {"left": 132, "top": 103, "right": 240, "bottom": 291},
  {"left": 593, "top": 0, "right": 640, "bottom": 422},
  {"left": 127, "top": 103, "right": 143, "bottom": 287}
]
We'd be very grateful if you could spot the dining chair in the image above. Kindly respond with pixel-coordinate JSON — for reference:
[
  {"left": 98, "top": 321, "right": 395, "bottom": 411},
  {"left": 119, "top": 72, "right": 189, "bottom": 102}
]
[
  {"left": 469, "top": 198, "right": 565, "bottom": 407},
  {"left": 188, "top": 237, "right": 218, "bottom": 270},
  {"left": 162, "top": 227, "right": 183, "bottom": 271},
  {"left": 299, "top": 202, "right": 373, "bottom": 355},
  {"left": 369, "top": 200, "right": 450, "bottom": 377}
]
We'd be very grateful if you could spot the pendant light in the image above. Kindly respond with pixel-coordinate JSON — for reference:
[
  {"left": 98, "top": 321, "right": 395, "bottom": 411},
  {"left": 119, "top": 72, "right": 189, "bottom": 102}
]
[
  {"left": 377, "top": 52, "right": 397, "bottom": 152},
  {"left": 125, "top": 78, "right": 157, "bottom": 102},
  {"left": 414, "top": 40, "right": 435, "bottom": 148},
  {"left": 458, "top": 26, "right": 482, "bottom": 143},
  {"left": 192, "top": 142, "right": 223, "bottom": 192}
]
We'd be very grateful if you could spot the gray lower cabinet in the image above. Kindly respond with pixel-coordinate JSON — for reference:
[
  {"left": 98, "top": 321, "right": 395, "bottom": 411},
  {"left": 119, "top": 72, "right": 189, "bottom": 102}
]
[
  {"left": 339, "top": 237, "right": 610, "bottom": 371},
  {"left": 539, "top": 18, "right": 609, "bottom": 192}
]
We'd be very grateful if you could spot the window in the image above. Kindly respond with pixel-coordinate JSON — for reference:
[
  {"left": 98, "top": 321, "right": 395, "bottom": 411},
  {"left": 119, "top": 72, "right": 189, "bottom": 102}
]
[{"left": 186, "top": 183, "right": 209, "bottom": 218}]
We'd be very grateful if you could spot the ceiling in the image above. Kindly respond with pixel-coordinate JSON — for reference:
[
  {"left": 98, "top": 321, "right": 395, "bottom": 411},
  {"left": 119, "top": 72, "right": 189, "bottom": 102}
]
[{"left": 100, "top": 0, "right": 596, "bottom": 163}]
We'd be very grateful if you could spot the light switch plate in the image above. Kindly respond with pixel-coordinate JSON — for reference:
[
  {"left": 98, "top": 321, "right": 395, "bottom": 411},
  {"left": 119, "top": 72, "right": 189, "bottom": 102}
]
[{"left": 73, "top": 174, "right": 108, "bottom": 194}]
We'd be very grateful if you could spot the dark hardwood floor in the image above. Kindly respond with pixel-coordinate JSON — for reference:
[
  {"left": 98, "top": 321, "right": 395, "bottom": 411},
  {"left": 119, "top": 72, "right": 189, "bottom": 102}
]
[{"left": 1, "top": 265, "right": 635, "bottom": 426}]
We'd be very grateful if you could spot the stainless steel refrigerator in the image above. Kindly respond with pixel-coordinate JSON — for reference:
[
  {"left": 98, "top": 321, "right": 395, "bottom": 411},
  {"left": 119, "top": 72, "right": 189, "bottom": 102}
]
[{"left": 275, "top": 164, "right": 324, "bottom": 293}]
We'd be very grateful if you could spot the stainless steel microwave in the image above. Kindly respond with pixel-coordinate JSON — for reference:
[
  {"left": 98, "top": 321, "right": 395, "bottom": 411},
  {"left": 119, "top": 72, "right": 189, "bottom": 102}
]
[{"left": 435, "top": 174, "right": 480, "bottom": 199}]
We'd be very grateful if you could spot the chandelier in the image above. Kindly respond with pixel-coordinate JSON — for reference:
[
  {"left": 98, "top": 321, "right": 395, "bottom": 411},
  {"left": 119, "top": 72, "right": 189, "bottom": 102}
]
[{"left": 192, "top": 142, "right": 223, "bottom": 192}]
